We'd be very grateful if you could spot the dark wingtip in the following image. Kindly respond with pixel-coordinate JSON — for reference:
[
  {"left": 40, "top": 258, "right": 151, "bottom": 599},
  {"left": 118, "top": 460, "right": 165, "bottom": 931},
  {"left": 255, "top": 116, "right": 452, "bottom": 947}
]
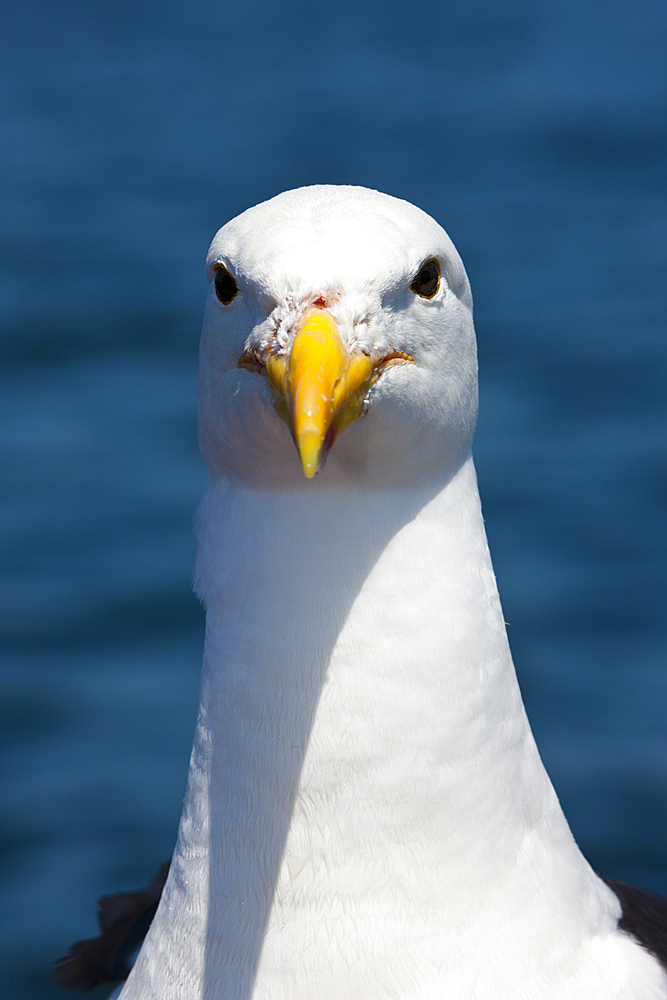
[
  {"left": 53, "top": 862, "right": 170, "bottom": 992},
  {"left": 602, "top": 876, "right": 667, "bottom": 973}
]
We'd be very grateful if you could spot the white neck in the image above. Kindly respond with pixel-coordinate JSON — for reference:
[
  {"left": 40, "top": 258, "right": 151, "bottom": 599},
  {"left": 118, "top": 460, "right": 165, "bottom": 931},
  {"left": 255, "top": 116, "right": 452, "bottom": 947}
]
[{"left": 120, "top": 456, "right": 649, "bottom": 999}]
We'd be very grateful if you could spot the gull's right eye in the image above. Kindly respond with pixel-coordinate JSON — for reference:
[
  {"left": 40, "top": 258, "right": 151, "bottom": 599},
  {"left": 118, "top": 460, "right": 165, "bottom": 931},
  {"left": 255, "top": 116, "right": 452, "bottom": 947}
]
[{"left": 214, "top": 264, "right": 239, "bottom": 305}]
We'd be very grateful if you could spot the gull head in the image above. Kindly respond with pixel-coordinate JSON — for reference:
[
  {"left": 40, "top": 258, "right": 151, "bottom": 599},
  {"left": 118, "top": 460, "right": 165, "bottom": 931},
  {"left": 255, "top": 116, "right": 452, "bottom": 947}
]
[{"left": 198, "top": 185, "right": 478, "bottom": 490}]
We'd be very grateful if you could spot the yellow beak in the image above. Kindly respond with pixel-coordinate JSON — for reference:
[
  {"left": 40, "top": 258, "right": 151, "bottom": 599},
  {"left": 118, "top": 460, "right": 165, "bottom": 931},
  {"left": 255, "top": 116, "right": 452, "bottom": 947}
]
[{"left": 265, "top": 310, "right": 375, "bottom": 478}]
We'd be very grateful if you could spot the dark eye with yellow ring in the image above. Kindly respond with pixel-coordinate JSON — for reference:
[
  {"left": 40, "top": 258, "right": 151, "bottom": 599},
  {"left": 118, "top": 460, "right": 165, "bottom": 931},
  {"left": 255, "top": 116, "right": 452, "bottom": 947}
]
[
  {"left": 214, "top": 264, "right": 239, "bottom": 304},
  {"left": 410, "top": 258, "right": 441, "bottom": 299}
]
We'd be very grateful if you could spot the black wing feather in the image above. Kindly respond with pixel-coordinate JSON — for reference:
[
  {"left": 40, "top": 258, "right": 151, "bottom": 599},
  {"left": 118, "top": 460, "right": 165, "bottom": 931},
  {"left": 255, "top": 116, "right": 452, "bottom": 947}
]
[{"left": 602, "top": 876, "right": 667, "bottom": 973}]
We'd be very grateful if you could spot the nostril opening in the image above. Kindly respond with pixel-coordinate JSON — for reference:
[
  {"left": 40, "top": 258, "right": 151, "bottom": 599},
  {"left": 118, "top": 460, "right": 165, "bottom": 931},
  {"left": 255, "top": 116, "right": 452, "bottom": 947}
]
[{"left": 311, "top": 296, "right": 327, "bottom": 309}]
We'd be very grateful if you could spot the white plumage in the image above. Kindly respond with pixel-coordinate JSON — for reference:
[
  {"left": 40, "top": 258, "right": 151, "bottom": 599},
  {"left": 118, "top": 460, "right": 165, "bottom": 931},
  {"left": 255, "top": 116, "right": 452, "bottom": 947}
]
[{"left": 118, "top": 186, "right": 667, "bottom": 998}]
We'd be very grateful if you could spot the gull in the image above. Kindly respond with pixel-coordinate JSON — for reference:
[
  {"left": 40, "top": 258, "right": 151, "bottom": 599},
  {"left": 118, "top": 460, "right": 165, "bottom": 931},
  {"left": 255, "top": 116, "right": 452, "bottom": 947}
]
[{"left": 56, "top": 186, "right": 667, "bottom": 999}]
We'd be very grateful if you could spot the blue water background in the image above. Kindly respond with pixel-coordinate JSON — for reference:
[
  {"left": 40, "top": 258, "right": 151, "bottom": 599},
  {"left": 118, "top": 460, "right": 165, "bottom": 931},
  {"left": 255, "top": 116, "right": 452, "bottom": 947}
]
[{"left": 2, "top": 1, "right": 666, "bottom": 996}]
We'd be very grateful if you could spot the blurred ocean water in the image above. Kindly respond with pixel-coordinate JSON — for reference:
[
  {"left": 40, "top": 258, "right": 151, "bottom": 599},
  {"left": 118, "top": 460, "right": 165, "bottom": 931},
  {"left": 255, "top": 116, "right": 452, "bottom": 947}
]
[{"left": 1, "top": 1, "right": 666, "bottom": 996}]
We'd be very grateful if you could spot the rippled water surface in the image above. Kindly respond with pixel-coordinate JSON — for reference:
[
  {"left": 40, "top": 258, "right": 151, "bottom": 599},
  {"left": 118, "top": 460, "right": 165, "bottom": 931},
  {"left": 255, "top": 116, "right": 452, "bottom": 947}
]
[{"left": 2, "top": 1, "right": 666, "bottom": 996}]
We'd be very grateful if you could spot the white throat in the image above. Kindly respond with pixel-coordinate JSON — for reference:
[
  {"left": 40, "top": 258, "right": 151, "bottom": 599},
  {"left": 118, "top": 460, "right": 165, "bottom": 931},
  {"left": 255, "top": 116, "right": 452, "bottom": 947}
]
[{"left": 117, "top": 455, "right": 649, "bottom": 999}]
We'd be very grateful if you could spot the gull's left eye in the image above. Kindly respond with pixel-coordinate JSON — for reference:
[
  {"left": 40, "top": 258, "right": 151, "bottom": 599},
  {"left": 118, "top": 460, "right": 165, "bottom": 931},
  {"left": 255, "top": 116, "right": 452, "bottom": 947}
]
[
  {"left": 214, "top": 264, "right": 239, "bottom": 305},
  {"left": 410, "top": 258, "right": 440, "bottom": 299}
]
